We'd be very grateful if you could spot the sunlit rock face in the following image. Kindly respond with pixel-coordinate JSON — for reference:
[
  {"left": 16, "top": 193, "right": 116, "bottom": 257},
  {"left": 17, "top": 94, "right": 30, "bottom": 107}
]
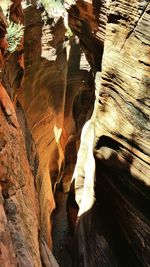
[
  {"left": 0, "top": 0, "right": 149, "bottom": 266},
  {"left": 0, "top": 27, "right": 42, "bottom": 266},
  {"left": 67, "top": 0, "right": 150, "bottom": 266},
  {"left": 72, "top": 120, "right": 95, "bottom": 217},
  {"left": 18, "top": 4, "right": 67, "bottom": 248},
  {"left": 17, "top": 2, "right": 94, "bottom": 249},
  {"left": 1, "top": 0, "right": 95, "bottom": 254}
]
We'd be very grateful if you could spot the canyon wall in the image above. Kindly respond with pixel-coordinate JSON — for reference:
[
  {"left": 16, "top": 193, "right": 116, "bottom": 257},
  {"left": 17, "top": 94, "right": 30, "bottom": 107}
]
[
  {"left": 66, "top": 0, "right": 150, "bottom": 266},
  {"left": 0, "top": 0, "right": 150, "bottom": 266},
  {"left": 0, "top": 11, "right": 41, "bottom": 265},
  {"left": 1, "top": 0, "right": 94, "bottom": 265},
  {"left": 0, "top": 3, "right": 60, "bottom": 266}
]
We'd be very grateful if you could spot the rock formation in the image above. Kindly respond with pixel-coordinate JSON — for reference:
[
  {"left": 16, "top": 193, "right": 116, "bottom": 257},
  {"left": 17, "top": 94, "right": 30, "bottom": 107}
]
[
  {"left": 0, "top": 0, "right": 150, "bottom": 266},
  {"left": 0, "top": 82, "right": 41, "bottom": 267},
  {"left": 66, "top": 0, "right": 150, "bottom": 266}
]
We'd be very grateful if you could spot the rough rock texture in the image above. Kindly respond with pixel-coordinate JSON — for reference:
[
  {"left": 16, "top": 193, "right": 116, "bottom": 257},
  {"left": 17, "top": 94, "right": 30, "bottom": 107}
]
[
  {"left": 0, "top": 4, "right": 60, "bottom": 267},
  {"left": 9, "top": 0, "right": 24, "bottom": 24},
  {"left": 16, "top": 2, "right": 94, "bottom": 249},
  {"left": 65, "top": 0, "right": 107, "bottom": 71},
  {"left": 1, "top": 0, "right": 95, "bottom": 258},
  {"left": 67, "top": 0, "right": 150, "bottom": 266},
  {"left": 0, "top": 83, "right": 41, "bottom": 267},
  {"left": 0, "top": 6, "right": 8, "bottom": 72},
  {"left": 0, "top": 0, "right": 150, "bottom": 266}
]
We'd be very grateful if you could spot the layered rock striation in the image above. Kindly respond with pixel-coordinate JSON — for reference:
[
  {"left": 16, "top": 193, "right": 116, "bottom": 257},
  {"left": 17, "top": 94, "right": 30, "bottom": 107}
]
[
  {"left": 0, "top": 0, "right": 150, "bottom": 266},
  {"left": 1, "top": 0, "right": 95, "bottom": 265},
  {"left": 67, "top": 0, "right": 150, "bottom": 266}
]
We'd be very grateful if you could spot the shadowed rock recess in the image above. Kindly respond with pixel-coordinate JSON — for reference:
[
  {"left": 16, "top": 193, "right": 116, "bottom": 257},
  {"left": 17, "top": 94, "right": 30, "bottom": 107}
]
[{"left": 0, "top": 0, "right": 149, "bottom": 266}]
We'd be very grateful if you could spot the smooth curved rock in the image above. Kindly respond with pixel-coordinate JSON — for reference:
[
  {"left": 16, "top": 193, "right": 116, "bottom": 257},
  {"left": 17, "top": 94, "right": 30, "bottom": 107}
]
[
  {"left": 1, "top": 0, "right": 95, "bottom": 254},
  {"left": 72, "top": 120, "right": 95, "bottom": 216},
  {"left": 0, "top": 0, "right": 149, "bottom": 266},
  {"left": 67, "top": 0, "right": 150, "bottom": 266}
]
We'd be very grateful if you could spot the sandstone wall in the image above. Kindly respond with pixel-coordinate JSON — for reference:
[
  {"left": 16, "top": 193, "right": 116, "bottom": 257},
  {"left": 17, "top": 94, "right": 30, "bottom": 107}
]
[
  {"left": 1, "top": 0, "right": 95, "bottom": 258},
  {"left": 67, "top": 0, "right": 150, "bottom": 266},
  {"left": 0, "top": 3, "right": 59, "bottom": 266},
  {"left": 0, "top": 0, "right": 149, "bottom": 266}
]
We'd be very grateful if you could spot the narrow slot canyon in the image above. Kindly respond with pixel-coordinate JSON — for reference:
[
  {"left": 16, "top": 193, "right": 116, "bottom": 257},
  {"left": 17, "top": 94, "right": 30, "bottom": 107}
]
[{"left": 0, "top": 1, "right": 150, "bottom": 267}]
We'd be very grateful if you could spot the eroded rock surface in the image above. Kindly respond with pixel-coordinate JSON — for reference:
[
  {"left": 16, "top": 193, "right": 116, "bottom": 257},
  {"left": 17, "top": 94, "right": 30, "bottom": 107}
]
[
  {"left": 65, "top": 0, "right": 107, "bottom": 71},
  {"left": 0, "top": 4, "right": 59, "bottom": 266},
  {"left": 0, "top": 83, "right": 41, "bottom": 267},
  {"left": 1, "top": 0, "right": 95, "bottom": 263},
  {"left": 0, "top": 0, "right": 149, "bottom": 266},
  {"left": 68, "top": 0, "right": 150, "bottom": 266}
]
